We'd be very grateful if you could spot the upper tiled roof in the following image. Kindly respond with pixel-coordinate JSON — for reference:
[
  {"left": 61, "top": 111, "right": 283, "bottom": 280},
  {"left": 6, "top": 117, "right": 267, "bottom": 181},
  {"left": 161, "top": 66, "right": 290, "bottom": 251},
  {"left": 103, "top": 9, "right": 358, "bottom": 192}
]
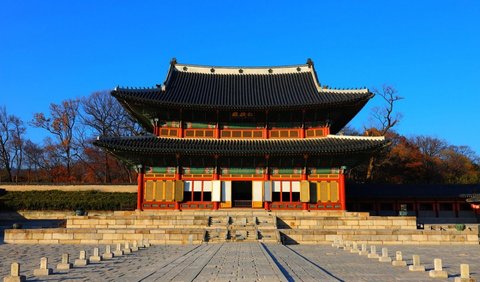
[
  {"left": 112, "top": 59, "right": 373, "bottom": 111},
  {"left": 94, "top": 135, "right": 387, "bottom": 157}
]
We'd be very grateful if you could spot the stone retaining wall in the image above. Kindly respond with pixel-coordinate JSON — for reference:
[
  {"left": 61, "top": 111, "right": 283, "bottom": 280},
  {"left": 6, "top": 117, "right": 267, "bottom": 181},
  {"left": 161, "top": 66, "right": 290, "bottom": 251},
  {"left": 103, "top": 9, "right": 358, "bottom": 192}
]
[
  {"left": 66, "top": 215, "right": 209, "bottom": 229},
  {"left": 4, "top": 228, "right": 204, "bottom": 245},
  {"left": 280, "top": 227, "right": 479, "bottom": 245}
]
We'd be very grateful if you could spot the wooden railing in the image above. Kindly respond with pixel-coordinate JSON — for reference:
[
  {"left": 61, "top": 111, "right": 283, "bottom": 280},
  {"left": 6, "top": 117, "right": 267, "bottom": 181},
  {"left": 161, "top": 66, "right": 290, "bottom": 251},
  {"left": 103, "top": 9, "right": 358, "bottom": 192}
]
[{"left": 155, "top": 126, "right": 329, "bottom": 139}]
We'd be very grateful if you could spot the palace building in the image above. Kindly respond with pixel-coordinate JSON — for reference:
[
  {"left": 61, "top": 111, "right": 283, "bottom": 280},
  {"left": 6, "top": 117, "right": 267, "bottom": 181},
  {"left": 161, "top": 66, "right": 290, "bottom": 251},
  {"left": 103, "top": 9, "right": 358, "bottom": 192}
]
[{"left": 94, "top": 59, "right": 387, "bottom": 211}]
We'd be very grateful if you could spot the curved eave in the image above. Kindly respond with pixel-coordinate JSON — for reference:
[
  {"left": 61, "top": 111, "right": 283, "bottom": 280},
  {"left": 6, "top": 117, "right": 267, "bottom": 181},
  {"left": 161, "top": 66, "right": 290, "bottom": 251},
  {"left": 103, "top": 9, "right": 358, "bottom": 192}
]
[
  {"left": 93, "top": 135, "right": 387, "bottom": 157},
  {"left": 112, "top": 88, "right": 373, "bottom": 111}
]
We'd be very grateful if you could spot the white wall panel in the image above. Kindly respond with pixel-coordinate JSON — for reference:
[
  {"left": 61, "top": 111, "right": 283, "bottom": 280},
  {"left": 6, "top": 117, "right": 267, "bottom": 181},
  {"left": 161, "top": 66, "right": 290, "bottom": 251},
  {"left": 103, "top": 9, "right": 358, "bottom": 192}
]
[
  {"left": 252, "top": 181, "right": 263, "bottom": 202},
  {"left": 211, "top": 180, "right": 221, "bottom": 201},
  {"left": 203, "top": 181, "right": 212, "bottom": 192},
  {"left": 272, "top": 181, "right": 281, "bottom": 192},
  {"left": 281, "top": 181, "right": 291, "bottom": 192},
  {"left": 193, "top": 181, "right": 203, "bottom": 191},
  {"left": 292, "top": 181, "right": 300, "bottom": 192}
]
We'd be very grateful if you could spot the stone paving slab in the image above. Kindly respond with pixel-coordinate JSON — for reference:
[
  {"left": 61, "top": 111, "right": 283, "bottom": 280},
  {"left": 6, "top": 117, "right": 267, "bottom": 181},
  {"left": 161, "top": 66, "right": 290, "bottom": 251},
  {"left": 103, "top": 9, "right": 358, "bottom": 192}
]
[{"left": 0, "top": 243, "right": 479, "bottom": 281}]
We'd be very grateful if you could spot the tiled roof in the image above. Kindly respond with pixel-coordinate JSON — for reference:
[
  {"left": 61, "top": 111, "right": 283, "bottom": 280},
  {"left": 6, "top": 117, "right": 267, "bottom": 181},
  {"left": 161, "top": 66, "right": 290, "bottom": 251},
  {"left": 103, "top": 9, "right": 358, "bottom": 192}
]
[
  {"left": 94, "top": 135, "right": 387, "bottom": 157},
  {"left": 112, "top": 61, "right": 373, "bottom": 111}
]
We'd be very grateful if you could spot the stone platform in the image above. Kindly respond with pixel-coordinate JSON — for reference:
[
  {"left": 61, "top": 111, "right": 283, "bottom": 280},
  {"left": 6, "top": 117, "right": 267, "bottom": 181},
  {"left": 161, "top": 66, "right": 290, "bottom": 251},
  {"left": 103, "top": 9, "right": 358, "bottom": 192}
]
[{"left": 3, "top": 210, "right": 479, "bottom": 245}]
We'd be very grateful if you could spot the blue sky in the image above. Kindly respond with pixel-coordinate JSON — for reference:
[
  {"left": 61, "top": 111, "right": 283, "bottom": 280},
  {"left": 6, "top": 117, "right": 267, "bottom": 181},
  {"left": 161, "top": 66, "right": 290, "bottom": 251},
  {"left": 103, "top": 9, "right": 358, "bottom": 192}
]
[{"left": 1, "top": 1, "right": 479, "bottom": 154}]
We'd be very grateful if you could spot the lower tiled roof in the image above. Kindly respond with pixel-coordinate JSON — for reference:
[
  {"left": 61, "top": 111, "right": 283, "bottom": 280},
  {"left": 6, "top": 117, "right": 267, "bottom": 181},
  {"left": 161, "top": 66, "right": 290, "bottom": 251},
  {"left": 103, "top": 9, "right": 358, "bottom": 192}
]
[{"left": 94, "top": 135, "right": 387, "bottom": 156}]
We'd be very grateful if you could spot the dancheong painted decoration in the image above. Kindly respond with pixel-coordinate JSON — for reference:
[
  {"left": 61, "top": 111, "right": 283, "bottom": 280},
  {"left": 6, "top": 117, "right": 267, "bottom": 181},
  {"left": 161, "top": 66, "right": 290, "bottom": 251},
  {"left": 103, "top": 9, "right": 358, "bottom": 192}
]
[{"left": 94, "top": 58, "right": 387, "bottom": 211}]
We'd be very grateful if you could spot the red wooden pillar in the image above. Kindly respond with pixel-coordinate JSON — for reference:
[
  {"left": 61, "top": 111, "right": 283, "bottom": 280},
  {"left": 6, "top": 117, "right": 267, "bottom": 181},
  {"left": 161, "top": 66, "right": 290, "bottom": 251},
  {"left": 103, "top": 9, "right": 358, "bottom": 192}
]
[
  {"left": 300, "top": 110, "right": 305, "bottom": 138},
  {"left": 301, "top": 167, "right": 308, "bottom": 211},
  {"left": 434, "top": 201, "right": 439, "bottom": 218},
  {"left": 301, "top": 155, "right": 309, "bottom": 211},
  {"left": 213, "top": 155, "right": 220, "bottom": 210},
  {"left": 136, "top": 165, "right": 145, "bottom": 210},
  {"left": 264, "top": 156, "right": 270, "bottom": 210},
  {"left": 215, "top": 111, "right": 220, "bottom": 139},
  {"left": 174, "top": 159, "right": 182, "bottom": 210},
  {"left": 339, "top": 172, "right": 346, "bottom": 210}
]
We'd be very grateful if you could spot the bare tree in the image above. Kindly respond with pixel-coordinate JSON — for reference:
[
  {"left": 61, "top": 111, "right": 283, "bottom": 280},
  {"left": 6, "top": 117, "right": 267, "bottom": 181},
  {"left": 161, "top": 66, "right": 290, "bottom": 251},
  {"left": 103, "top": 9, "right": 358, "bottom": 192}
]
[
  {"left": 79, "top": 91, "right": 142, "bottom": 183},
  {"left": 23, "top": 140, "right": 44, "bottom": 182},
  {"left": 0, "top": 106, "right": 26, "bottom": 182},
  {"left": 31, "top": 99, "right": 80, "bottom": 180},
  {"left": 365, "top": 85, "right": 404, "bottom": 181}
]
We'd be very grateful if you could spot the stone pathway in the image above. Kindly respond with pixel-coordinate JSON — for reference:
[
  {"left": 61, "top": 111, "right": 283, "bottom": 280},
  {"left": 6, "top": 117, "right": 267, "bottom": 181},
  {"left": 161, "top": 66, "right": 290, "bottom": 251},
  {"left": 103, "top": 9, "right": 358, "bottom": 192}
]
[{"left": 0, "top": 243, "right": 479, "bottom": 281}]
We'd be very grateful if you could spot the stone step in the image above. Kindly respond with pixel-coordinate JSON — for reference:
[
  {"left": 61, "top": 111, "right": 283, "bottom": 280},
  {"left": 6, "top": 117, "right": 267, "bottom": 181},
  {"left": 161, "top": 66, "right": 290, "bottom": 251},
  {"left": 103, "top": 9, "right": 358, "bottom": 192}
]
[
  {"left": 279, "top": 228, "right": 479, "bottom": 245},
  {"left": 4, "top": 228, "right": 205, "bottom": 245}
]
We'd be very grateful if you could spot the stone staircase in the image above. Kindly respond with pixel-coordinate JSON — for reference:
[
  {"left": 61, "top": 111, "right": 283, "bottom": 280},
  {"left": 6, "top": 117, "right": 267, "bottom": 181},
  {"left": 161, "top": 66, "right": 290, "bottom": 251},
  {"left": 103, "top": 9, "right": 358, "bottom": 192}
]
[
  {"left": 4, "top": 210, "right": 478, "bottom": 245},
  {"left": 203, "top": 214, "right": 281, "bottom": 243}
]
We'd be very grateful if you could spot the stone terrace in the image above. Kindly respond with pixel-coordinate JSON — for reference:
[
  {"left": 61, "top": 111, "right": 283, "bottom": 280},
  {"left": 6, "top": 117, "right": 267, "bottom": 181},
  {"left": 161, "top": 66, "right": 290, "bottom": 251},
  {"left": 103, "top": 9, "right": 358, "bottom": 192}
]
[{"left": 4, "top": 210, "right": 479, "bottom": 245}]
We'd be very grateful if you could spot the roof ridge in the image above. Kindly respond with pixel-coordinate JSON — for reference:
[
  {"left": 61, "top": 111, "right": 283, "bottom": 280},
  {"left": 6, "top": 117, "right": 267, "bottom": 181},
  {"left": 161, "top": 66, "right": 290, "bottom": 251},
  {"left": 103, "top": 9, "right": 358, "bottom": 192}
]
[
  {"left": 173, "top": 63, "right": 314, "bottom": 76},
  {"left": 327, "top": 134, "right": 385, "bottom": 141}
]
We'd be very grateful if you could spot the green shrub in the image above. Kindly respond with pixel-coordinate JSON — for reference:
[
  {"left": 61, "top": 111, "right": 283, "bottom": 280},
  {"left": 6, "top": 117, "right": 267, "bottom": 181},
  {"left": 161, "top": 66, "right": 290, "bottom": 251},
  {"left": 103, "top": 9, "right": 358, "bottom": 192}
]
[{"left": 0, "top": 190, "right": 136, "bottom": 211}]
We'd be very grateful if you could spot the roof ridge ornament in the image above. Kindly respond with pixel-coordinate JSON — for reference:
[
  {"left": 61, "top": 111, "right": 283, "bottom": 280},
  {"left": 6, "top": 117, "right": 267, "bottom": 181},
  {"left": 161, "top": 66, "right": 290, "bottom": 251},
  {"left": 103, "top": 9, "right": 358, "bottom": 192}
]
[
  {"left": 170, "top": 58, "right": 177, "bottom": 66},
  {"left": 306, "top": 58, "right": 314, "bottom": 68}
]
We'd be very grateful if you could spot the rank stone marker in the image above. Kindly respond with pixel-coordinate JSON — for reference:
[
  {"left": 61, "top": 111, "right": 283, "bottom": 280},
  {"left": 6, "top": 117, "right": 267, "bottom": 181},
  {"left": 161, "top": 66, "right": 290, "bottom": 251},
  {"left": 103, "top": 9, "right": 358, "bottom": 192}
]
[
  {"left": 113, "top": 243, "right": 124, "bottom": 256},
  {"left": 368, "top": 245, "right": 379, "bottom": 259},
  {"left": 102, "top": 245, "right": 114, "bottom": 260},
  {"left": 454, "top": 264, "right": 476, "bottom": 282},
  {"left": 359, "top": 244, "right": 369, "bottom": 256},
  {"left": 392, "top": 251, "right": 407, "bottom": 267},
  {"left": 343, "top": 241, "right": 352, "bottom": 251},
  {"left": 350, "top": 242, "right": 360, "bottom": 254},
  {"left": 33, "top": 257, "right": 52, "bottom": 276},
  {"left": 379, "top": 248, "right": 392, "bottom": 262},
  {"left": 56, "top": 253, "right": 72, "bottom": 270},
  {"left": 89, "top": 247, "right": 102, "bottom": 262},
  {"left": 144, "top": 239, "right": 151, "bottom": 247},
  {"left": 74, "top": 250, "right": 89, "bottom": 266},
  {"left": 132, "top": 240, "right": 139, "bottom": 252},
  {"left": 409, "top": 255, "right": 425, "bottom": 272},
  {"left": 3, "top": 262, "right": 26, "bottom": 282},
  {"left": 331, "top": 239, "right": 339, "bottom": 248},
  {"left": 123, "top": 242, "right": 132, "bottom": 254},
  {"left": 429, "top": 258, "right": 448, "bottom": 278},
  {"left": 337, "top": 240, "right": 345, "bottom": 249}
]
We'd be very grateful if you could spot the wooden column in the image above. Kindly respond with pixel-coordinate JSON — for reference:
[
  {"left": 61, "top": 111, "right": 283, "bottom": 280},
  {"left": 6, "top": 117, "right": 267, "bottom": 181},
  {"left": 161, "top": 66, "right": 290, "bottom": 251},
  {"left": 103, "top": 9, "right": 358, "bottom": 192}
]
[
  {"left": 178, "top": 109, "right": 184, "bottom": 138},
  {"left": 215, "top": 111, "right": 220, "bottom": 139},
  {"left": 302, "top": 155, "right": 308, "bottom": 211},
  {"left": 153, "top": 118, "right": 159, "bottom": 136},
  {"left": 136, "top": 165, "right": 145, "bottom": 210},
  {"left": 339, "top": 171, "right": 346, "bottom": 210},
  {"left": 264, "top": 110, "right": 269, "bottom": 139},
  {"left": 213, "top": 155, "right": 219, "bottom": 210},
  {"left": 300, "top": 110, "right": 305, "bottom": 138},
  {"left": 174, "top": 155, "right": 181, "bottom": 210},
  {"left": 264, "top": 155, "right": 270, "bottom": 210}
]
